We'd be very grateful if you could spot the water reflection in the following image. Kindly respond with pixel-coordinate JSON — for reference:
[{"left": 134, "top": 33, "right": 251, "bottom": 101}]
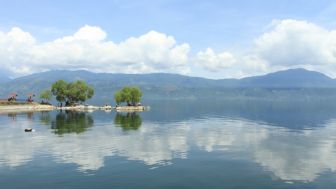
[
  {"left": 0, "top": 111, "right": 188, "bottom": 171},
  {"left": 6, "top": 111, "right": 35, "bottom": 121},
  {"left": 7, "top": 112, "right": 17, "bottom": 120},
  {"left": 1, "top": 104, "right": 336, "bottom": 182},
  {"left": 192, "top": 118, "right": 336, "bottom": 182},
  {"left": 39, "top": 111, "right": 51, "bottom": 125},
  {"left": 114, "top": 112, "right": 142, "bottom": 131},
  {"left": 51, "top": 111, "right": 93, "bottom": 135},
  {"left": 146, "top": 99, "right": 336, "bottom": 129}
]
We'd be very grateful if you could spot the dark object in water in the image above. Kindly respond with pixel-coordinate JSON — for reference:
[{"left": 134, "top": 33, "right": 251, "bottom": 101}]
[{"left": 24, "top": 128, "right": 33, "bottom": 132}]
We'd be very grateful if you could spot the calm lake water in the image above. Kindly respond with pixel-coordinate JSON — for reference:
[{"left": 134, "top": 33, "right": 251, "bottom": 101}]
[{"left": 1, "top": 99, "right": 336, "bottom": 189}]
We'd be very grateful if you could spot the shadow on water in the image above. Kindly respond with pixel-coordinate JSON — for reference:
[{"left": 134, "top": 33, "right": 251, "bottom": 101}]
[
  {"left": 50, "top": 111, "right": 94, "bottom": 135},
  {"left": 114, "top": 112, "right": 142, "bottom": 131}
]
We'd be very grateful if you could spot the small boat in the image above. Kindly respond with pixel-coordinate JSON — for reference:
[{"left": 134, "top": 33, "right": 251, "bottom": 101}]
[{"left": 24, "top": 128, "right": 33, "bottom": 132}]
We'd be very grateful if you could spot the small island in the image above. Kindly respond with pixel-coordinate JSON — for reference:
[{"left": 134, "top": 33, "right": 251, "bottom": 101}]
[
  {"left": 114, "top": 86, "right": 147, "bottom": 112},
  {"left": 0, "top": 80, "right": 148, "bottom": 113}
]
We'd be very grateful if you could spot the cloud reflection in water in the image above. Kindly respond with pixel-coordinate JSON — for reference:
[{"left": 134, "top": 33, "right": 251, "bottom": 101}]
[{"left": 0, "top": 111, "right": 336, "bottom": 182}]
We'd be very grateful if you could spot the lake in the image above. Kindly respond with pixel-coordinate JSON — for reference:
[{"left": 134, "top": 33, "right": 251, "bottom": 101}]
[{"left": 1, "top": 99, "right": 336, "bottom": 188}]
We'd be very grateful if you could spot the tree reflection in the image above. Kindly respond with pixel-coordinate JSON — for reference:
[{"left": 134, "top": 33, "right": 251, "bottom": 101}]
[
  {"left": 51, "top": 111, "right": 93, "bottom": 135},
  {"left": 7, "top": 111, "right": 35, "bottom": 121},
  {"left": 26, "top": 112, "right": 34, "bottom": 120},
  {"left": 114, "top": 112, "right": 142, "bottom": 131},
  {"left": 7, "top": 112, "right": 17, "bottom": 121},
  {"left": 39, "top": 111, "right": 51, "bottom": 125}
]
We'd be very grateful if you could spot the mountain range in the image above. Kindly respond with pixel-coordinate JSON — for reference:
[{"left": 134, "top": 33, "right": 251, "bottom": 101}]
[
  {"left": 0, "top": 75, "right": 11, "bottom": 84},
  {"left": 1, "top": 68, "right": 336, "bottom": 103}
]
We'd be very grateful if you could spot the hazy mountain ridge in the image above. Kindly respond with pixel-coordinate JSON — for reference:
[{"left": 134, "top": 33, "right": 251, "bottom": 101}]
[
  {"left": 239, "top": 68, "right": 335, "bottom": 88},
  {"left": 1, "top": 68, "right": 336, "bottom": 102},
  {"left": 0, "top": 75, "right": 11, "bottom": 84}
]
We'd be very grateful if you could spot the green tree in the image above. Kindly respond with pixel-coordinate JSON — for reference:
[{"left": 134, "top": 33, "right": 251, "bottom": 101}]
[
  {"left": 66, "top": 81, "right": 94, "bottom": 104},
  {"left": 51, "top": 80, "right": 94, "bottom": 106},
  {"left": 39, "top": 89, "right": 52, "bottom": 103},
  {"left": 114, "top": 91, "right": 122, "bottom": 105},
  {"left": 130, "top": 87, "right": 142, "bottom": 106},
  {"left": 121, "top": 86, "right": 132, "bottom": 105},
  {"left": 114, "top": 86, "right": 142, "bottom": 106},
  {"left": 51, "top": 80, "right": 68, "bottom": 104}
]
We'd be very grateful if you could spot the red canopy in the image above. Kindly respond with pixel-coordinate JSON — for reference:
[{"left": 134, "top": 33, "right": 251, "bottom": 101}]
[
  {"left": 27, "top": 93, "right": 35, "bottom": 97},
  {"left": 9, "top": 92, "right": 17, "bottom": 97}
]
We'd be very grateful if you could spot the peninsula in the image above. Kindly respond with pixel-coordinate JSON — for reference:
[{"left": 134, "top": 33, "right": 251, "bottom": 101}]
[{"left": 0, "top": 80, "right": 148, "bottom": 113}]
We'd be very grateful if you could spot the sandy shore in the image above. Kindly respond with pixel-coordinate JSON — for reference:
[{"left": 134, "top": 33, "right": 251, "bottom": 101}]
[
  {"left": 0, "top": 104, "right": 55, "bottom": 113},
  {"left": 115, "top": 106, "right": 148, "bottom": 112}
]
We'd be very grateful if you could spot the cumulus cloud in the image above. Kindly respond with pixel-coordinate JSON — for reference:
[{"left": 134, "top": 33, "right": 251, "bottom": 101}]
[
  {"left": 0, "top": 25, "right": 190, "bottom": 77},
  {"left": 251, "top": 19, "right": 336, "bottom": 77},
  {"left": 195, "top": 48, "right": 269, "bottom": 78},
  {"left": 2, "top": 19, "right": 336, "bottom": 78},
  {"left": 55, "top": 25, "right": 107, "bottom": 42},
  {"left": 195, "top": 48, "right": 236, "bottom": 72},
  {"left": 255, "top": 19, "right": 335, "bottom": 66},
  {"left": 195, "top": 19, "right": 336, "bottom": 78}
]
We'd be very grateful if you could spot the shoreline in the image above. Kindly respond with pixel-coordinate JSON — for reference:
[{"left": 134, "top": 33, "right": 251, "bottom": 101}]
[
  {"left": 0, "top": 104, "right": 55, "bottom": 112},
  {"left": 115, "top": 106, "right": 148, "bottom": 112},
  {"left": 0, "top": 104, "right": 149, "bottom": 113}
]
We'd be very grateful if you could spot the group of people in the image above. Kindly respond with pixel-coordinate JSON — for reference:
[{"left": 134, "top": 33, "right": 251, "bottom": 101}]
[{"left": 7, "top": 93, "right": 35, "bottom": 103}]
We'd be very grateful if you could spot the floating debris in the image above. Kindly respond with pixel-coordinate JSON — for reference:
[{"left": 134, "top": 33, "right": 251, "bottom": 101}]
[{"left": 24, "top": 128, "right": 33, "bottom": 132}]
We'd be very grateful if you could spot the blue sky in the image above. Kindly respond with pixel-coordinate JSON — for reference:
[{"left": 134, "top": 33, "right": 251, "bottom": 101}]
[
  {"left": 1, "top": 0, "right": 336, "bottom": 78},
  {"left": 2, "top": 0, "right": 335, "bottom": 50}
]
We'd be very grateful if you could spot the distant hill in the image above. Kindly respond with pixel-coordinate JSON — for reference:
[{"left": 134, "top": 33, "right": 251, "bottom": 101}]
[
  {"left": 0, "top": 70, "right": 223, "bottom": 102},
  {"left": 0, "top": 75, "right": 11, "bottom": 84},
  {"left": 0, "top": 68, "right": 335, "bottom": 103},
  {"left": 239, "top": 68, "right": 335, "bottom": 88}
]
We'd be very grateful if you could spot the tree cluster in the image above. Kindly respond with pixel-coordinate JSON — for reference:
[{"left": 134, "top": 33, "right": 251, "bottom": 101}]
[
  {"left": 40, "top": 90, "right": 52, "bottom": 104},
  {"left": 114, "top": 86, "right": 142, "bottom": 106},
  {"left": 51, "top": 80, "right": 94, "bottom": 106}
]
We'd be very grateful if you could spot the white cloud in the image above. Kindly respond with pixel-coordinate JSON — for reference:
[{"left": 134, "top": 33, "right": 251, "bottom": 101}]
[
  {"left": 195, "top": 19, "right": 336, "bottom": 78},
  {"left": 255, "top": 19, "right": 336, "bottom": 66},
  {"left": 195, "top": 48, "right": 236, "bottom": 72},
  {"left": 0, "top": 25, "right": 190, "bottom": 77},
  {"left": 2, "top": 20, "right": 336, "bottom": 78},
  {"left": 55, "top": 25, "right": 107, "bottom": 42},
  {"left": 194, "top": 49, "right": 269, "bottom": 78}
]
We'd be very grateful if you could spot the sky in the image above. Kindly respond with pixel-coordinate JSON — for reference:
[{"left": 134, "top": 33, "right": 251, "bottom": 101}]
[{"left": 1, "top": 0, "right": 336, "bottom": 79}]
